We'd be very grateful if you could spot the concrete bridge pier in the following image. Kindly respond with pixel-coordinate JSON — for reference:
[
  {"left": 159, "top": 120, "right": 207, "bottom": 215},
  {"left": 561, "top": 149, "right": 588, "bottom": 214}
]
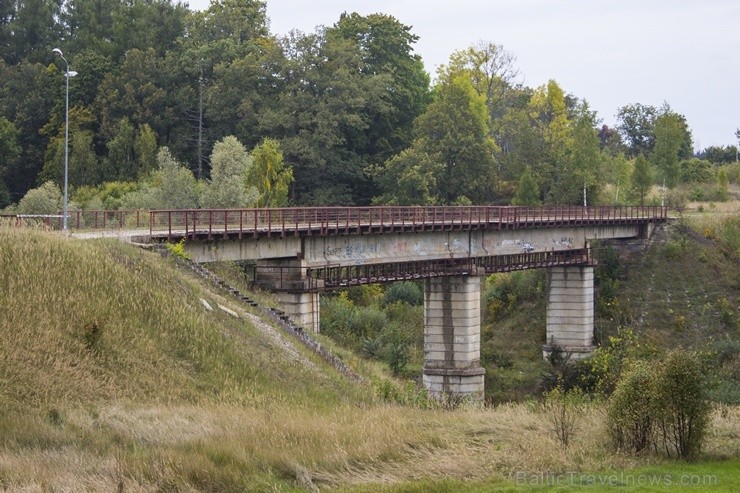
[
  {"left": 543, "top": 265, "right": 595, "bottom": 359},
  {"left": 423, "top": 276, "right": 485, "bottom": 401},
  {"left": 253, "top": 259, "right": 320, "bottom": 332}
]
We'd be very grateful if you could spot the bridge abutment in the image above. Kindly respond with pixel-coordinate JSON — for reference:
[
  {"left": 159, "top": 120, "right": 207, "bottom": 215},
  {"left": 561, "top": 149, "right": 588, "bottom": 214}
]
[
  {"left": 543, "top": 265, "right": 595, "bottom": 359},
  {"left": 422, "top": 276, "right": 485, "bottom": 401}
]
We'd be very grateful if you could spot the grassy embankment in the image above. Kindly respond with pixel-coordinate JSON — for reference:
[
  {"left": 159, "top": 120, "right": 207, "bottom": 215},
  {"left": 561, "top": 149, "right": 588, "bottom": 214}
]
[{"left": 0, "top": 222, "right": 738, "bottom": 491}]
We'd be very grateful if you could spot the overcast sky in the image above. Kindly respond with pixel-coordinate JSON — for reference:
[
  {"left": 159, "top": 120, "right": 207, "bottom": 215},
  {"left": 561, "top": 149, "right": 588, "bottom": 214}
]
[{"left": 189, "top": 0, "right": 739, "bottom": 150}]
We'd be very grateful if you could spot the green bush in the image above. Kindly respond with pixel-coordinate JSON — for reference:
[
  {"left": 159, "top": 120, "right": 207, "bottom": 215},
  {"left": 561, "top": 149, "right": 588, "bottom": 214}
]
[
  {"left": 652, "top": 350, "right": 712, "bottom": 459},
  {"left": 664, "top": 240, "right": 684, "bottom": 259},
  {"left": 484, "top": 270, "right": 544, "bottom": 321},
  {"left": 606, "top": 350, "right": 712, "bottom": 458},
  {"left": 607, "top": 361, "right": 654, "bottom": 453},
  {"left": 384, "top": 281, "right": 423, "bottom": 306},
  {"left": 16, "top": 181, "right": 62, "bottom": 215}
]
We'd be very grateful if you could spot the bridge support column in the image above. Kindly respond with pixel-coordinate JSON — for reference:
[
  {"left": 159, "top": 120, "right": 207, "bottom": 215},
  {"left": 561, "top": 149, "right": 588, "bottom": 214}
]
[
  {"left": 274, "top": 292, "right": 320, "bottom": 333},
  {"left": 254, "top": 259, "right": 320, "bottom": 333},
  {"left": 544, "top": 265, "right": 594, "bottom": 359},
  {"left": 422, "top": 276, "right": 485, "bottom": 401}
]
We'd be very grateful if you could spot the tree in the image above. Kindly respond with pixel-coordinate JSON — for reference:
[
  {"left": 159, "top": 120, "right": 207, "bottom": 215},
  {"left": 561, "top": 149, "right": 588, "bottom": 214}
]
[
  {"left": 608, "top": 361, "right": 656, "bottom": 454},
  {"left": 39, "top": 106, "right": 99, "bottom": 188},
  {"left": 598, "top": 124, "right": 625, "bottom": 156},
  {"left": 202, "top": 135, "right": 256, "bottom": 208},
  {"left": 373, "top": 147, "right": 440, "bottom": 205},
  {"left": 248, "top": 138, "right": 293, "bottom": 207},
  {"left": 652, "top": 351, "right": 712, "bottom": 458},
  {"left": 652, "top": 112, "right": 688, "bottom": 189},
  {"left": 604, "top": 153, "right": 632, "bottom": 204},
  {"left": 134, "top": 124, "right": 158, "bottom": 178},
  {"left": 616, "top": 103, "right": 657, "bottom": 158},
  {"left": 0, "top": 117, "right": 21, "bottom": 207},
  {"left": 120, "top": 147, "right": 199, "bottom": 210},
  {"left": 630, "top": 155, "right": 652, "bottom": 205},
  {"left": 512, "top": 167, "right": 540, "bottom": 206},
  {"left": 552, "top": 102, "right": 601, "bottom": 205},
  {"left": 528, "top": 80, "right": 573, "bottom": 202},
  {"left": 106, "top": 117, "right": 136, "bottom": 181},
  {"left": 328, "top": 12, "right": 430, "bottom": 166},
  {"left": 438, "top": 41, "right": 519, "bottom": 129},
  {"left": 2, "top": 0, "right": 63, "bottom": 64},
  {"left": 411, "top": 75, "right": 497, "bottom": 204},
  {"left": 259, "top": 29, "right": 395, "bottom": 205},
  {"left": 0, "top": 61, "right": 57, "bottom": 200}
]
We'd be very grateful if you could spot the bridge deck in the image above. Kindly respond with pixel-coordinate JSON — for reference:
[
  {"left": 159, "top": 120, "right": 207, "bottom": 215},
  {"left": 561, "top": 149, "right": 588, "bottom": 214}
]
[{"left": 149, "top": 206, "right": 667, "bottom": 240}]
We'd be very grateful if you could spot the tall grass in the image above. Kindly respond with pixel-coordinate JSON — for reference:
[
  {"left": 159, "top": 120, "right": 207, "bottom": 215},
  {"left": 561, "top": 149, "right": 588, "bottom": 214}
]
[{"left": 0, "top": 225, "right": 737, "bottom": 490}]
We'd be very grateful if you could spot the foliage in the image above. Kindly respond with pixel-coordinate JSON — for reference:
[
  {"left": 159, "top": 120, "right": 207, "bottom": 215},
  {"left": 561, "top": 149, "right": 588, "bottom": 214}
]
[
  {"left": 16, "top": 181, "right": 62, "bottom": 215},
  {"left": 582, "top": 328, "right": 640, "bottom": 396},
  {"left": 72, "top": 181, "right": 140, "bottom": 210},
  {"left": 607, "top": 361, "right": 655, "bottom": 453},
  {"left": 165, "top": 238, "right": 190, "bottom": 261},
  {"left": 652, "top": 111, "right": 690, "bottom": 188},
  {"left": 373, "top": 147, "right": 440, "bottom": 205},
  {"left": 322, "top": 286, "right": 424, "bottom": 378},
  {"left": 630, "top": 154, "right": 652, "bottom": 205},
  {"left": 247, "top": 138, "right": 293, "bottom": 207},
  {"left": 543, "top": 386, "right": 586, "bottom": 449},
  {"left": 616, "top": 103, "right": 657, "bottom": 157},
  {"left": 121, "top": 147, "right": 199, "bottom": 210},
  {"left": 608, "top": 351, "right": 712, "bottom": 458},
  {"left": 680, "top": 158, "right": 714, "bottom": 183},
  {"left": 511, "top": 167, "right": 540, "bottom": 206},
  {"left": 406, "top": 74, "right": 498, "bottom": 205},
  {"left": 652, "top": 350, "right": 713, "bottom": 458},
  {"left": 383, "top": 282, "right": 423, "bottom": 307},
  {"left": 201, "top": 136, "right": 256, "bottom": 208},
  {"left": 483, "top": 270, "right": 544, "bottom": 322},
  {"left": 0, "top": 116, "right": 21, "bottom": 207}
]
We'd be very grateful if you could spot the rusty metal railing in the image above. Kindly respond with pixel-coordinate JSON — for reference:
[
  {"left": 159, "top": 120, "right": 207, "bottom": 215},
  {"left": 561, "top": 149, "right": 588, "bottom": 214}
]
[
  {"left": 302, "top": 247, "right": 592, "bottom": 291},
  {"left": 149, "top": 206, "right": 668, "bottom": 240},
  {"left": 1, "top": 210, "right": 148, "bottom": 230}
]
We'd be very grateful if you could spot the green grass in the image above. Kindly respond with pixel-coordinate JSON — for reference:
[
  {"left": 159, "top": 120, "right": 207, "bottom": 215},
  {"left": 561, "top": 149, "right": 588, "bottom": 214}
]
[{"left": 328, "top": 459, "right": 740, "bottom": 492}]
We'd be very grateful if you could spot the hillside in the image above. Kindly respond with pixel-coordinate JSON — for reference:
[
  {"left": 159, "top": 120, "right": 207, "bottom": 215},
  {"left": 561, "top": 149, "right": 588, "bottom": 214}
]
[
  {"left": 477, "top": 211, "right": 739, "bottom": 403},
  {"left": 0, "top": 225, "right": 738, "bottom": 491}
]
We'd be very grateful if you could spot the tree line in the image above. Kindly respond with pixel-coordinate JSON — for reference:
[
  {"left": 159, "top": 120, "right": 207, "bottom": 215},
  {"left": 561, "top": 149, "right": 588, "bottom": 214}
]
[{"left": 1, "top": 0, "right": 737, "bottom": 212}]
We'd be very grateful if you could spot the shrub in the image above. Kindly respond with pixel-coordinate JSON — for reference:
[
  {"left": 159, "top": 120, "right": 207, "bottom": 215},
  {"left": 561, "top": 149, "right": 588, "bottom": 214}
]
[
  {"left": 652, "top": 350, "right": 712, "bottom": 459},
  {"left": 544, "top": 386, "right": 586, "bottom": 449},
  {"left": 664, "top": 240, "right": 684, "bottom": 259},
  {"left": 607, "top": 361, "right": 654, "bottom": 453},
  {"left": 383, "top": 281, "right": 423, "bottom": 306},
  {"left": 16, "top": 181, "right": 62, "bottom": 215},
  {"left": 165, "top": 238, "right": 190, "bottom": 260},
  {"left": 607, "top": 350, "right": 712, "bottom": 458},
  {"left": 346, "top": 284, "right": 384, "bottom": 307}
]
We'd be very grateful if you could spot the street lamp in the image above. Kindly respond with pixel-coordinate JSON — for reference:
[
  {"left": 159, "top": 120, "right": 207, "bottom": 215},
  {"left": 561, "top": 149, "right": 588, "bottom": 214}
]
[{"left": 52, "top": 48, "right": 77, "bottom": 231}]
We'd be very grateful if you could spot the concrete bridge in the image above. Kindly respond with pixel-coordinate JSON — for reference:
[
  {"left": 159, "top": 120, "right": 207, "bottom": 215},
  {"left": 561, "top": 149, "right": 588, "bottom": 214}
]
[{"left": 144, "top": 205, "right": 667, "bottom": 400}]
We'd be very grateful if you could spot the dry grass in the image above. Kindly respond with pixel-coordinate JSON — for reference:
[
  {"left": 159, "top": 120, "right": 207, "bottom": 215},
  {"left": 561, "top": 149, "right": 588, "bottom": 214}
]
[
  {"left": 0, "top": 224, "right": 737, "bottom": 490},
  {"left": 0, "top": 401, "right": 737, "bottom": 490}
]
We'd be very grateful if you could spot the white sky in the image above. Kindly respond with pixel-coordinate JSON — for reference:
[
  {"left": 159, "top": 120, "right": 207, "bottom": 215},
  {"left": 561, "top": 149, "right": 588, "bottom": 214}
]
[{"left": 188, "top": 0, "right": 740, "bottom": 150}]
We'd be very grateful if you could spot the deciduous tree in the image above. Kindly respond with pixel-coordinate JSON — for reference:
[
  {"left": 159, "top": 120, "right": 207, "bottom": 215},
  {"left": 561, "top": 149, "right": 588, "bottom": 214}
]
[
  {"left": 630, "top": 154, "right": 652, "bottom": 205},
  {"left": 411, "top": 75, "right": 497, "bottom": 204},
  {"left": 617, "top": 103, "right": 657, "bottom": 158},
  {"left": 202, "top": 135, "right": 256, "bottom": 208},
  {"left": 248, "top": 138, "right": 293, "bottom": 207}
]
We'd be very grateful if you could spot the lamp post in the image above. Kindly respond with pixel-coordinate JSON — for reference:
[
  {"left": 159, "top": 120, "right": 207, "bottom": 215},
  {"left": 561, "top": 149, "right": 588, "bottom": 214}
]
[{"left": 52, "top": 48, "right": 77, "bottom": 231}]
